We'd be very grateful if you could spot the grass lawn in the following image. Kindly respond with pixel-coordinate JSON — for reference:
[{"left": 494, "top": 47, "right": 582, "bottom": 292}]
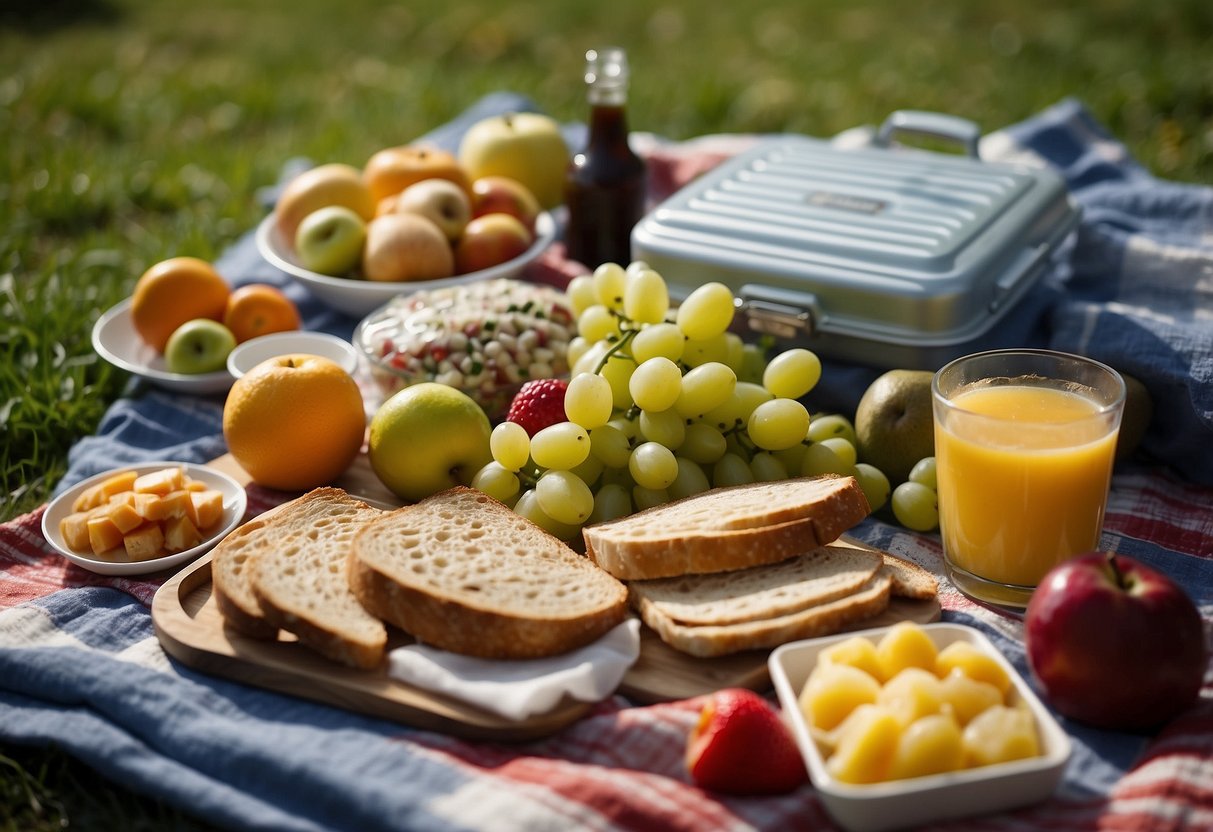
[{"left": 2, "top": 0, "right": 1210, "bottom": 828}]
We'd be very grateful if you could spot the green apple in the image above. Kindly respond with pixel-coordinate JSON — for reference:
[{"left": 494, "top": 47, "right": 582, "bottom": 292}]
[
  {"left": 164, "top": 318, "right": 237, "bottom": 375},
  {"left": 368, "top": 382, "right": 493, "bottom": 502},
  {"left": 854, "top": 369, "right": 936, "bottom": 485},
  {"left": 295, "top": 205, "right": 368, "bottom": 276},
  {"left": 457, "top": 112, "right": 570, "bottom": 209}
]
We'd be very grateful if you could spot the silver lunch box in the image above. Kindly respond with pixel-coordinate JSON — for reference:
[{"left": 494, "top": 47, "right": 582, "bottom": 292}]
[{"left": 630, "top": 111, "right": 1080, "bottom": 370}]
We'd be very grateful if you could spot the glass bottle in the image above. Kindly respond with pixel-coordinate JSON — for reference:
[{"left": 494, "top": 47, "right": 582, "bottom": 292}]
[{"left": 564, "top": 47, "right": 647, "bottom": 269}]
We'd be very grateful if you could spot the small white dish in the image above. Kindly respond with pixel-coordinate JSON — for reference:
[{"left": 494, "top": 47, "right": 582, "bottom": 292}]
[
  {"left": 255, "top": 210, "right": 557, "bottom": 318},
  {"left": 92, "top": 298, "right": 234, "bottom": 395},
  {"left": 769, "top": 622, "right": 1071, "bottom": 832},
  {"left": 41, "top": 461, "right": 248, "bottom": 577},
  {"left": 227, "top": 330, "right": 359, "bottom": 379}
]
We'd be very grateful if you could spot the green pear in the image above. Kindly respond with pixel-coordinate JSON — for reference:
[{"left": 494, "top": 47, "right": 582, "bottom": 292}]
[{"left": 854, "top": 369, "right": 936, "bottom": 485}]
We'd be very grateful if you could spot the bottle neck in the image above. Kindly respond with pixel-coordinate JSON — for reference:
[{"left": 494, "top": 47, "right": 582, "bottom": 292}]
[{"left": 587, "top": 101, "right": 631, "bottom": 147}]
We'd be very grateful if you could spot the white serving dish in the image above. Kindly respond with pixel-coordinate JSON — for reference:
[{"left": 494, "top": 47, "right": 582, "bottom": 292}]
[
  {"left": 255, "top": 210, "right": 557, "bottom": 318},
  {"left": 769, "top": 622, "right": 1071, "bottom": 832},
  {"left": 226, "top": 330, "right": 359, "bottom": 379},
  {"left": 41, "top": 461, "right": 248, "bottom": 577},
  {"left": 91, "top": 298, "right": 234, "bottom": 395}
]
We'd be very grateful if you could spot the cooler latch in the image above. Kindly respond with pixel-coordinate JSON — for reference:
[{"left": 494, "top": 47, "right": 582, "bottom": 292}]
[{"left": 738, "top": 285, "right": 818, "bottom": 340}]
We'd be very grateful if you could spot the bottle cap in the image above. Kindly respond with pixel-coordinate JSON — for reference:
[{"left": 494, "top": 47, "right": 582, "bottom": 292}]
[{"left": 584, "top": 47, "right": 629, "bottom": 103}]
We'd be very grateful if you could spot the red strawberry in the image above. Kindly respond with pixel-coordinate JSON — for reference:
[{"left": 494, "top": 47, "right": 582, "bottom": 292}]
[
  {"left": 686, "top": 688, "right": 808, "bottom": 795},
  {"left": 506, "top": 378, "right": 569, "bottom": 437}
]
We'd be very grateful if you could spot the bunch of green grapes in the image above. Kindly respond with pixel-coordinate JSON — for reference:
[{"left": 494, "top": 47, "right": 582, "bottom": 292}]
[
  {"left": 890, "top": 457, "right": 940, "bottom": 532},
  {"left": 470, "top": 262, "right": 890, "bottom": 540}
]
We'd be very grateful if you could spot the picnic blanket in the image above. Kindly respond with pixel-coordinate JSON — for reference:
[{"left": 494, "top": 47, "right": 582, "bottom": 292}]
[{"left": 2, "top": 94, "right": 1212, "bottom": 831}]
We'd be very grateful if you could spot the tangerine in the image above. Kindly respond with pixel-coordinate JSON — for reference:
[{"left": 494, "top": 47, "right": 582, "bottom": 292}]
[
  {"left": 363, "top": 145, "right": 471, "bottom": 205},
  {"left": 130, "top": 257, "right": 230, "bottom": 353},
  {"left": 223, "top": 354, "right": 366, "bottom": 491},
  {"left": 223, "top": 284, "right": 301, "bottom": 344}
]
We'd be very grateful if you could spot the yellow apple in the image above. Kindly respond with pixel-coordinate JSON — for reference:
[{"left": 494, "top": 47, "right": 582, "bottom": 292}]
[
  {"left": 458, "top": 112, "right": 570, "bottom": 210},
  {"left": 274, "top": 163, "right": 376, "bottom": 245},
  {"left": 362, "top": 213, "right": 454, "bottom": 282}
]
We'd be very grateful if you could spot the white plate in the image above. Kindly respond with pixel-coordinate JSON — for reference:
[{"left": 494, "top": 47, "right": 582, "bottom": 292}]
[
  {"left": 769, "top": 623, "right": 1071, "bottom": 832},
  {"left": 255, "top": 210, "right": 557, "bottom": 318},
  {"left": 227, "top": 330, "right": 359, "bottom": 379},
  {"left": 92, "top": 298, "right": 234, "bottom": 395},
  {"left": 41, "top": 461, "right": 248, "bottom": 577}
]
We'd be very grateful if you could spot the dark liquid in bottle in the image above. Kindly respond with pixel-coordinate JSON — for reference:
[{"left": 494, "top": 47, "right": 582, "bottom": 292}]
[{"left": 564, "top": 104, "right": 647, "bottom": 269}]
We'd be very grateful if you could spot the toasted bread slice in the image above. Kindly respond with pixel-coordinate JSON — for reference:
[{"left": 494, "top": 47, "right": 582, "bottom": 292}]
[
  {"left": 635, "top": 571, "right": 893, "bottom": 658},
  {"left": 582, "top": 476, "right": 871, "bottom": 580},
  {"left": 247, "top": 488, "right": 387, "bottom": 670},
  {"left": 879, "top": 552, "right": 940, "bottom": 600},
  {"left": 350, "top": 487, "right": 628, "bottom": 660},
  {"left": 628, "top": 545, "right": 882, "bottom": 626}
]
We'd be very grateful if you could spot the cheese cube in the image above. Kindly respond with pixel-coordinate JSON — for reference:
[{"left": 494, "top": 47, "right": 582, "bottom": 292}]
[
  {"left": 106, "top": 501, "right": 145, "bottom": 535},
  {"left": 184, "top": 478, "right": 208, "bottom": 493},
  {"left": 189, "top": 489, "right": 225, "bottom": 530},
  {"left": 141, "top": 490, "right": 191, "bottom": 522},
  {"left": 123, "top": 523, "right": 165, "bottom": 562},
  {"left": 60, "top": 511, "right": 93, "bottom": 552},
  {"left": 134, "top": 467, "right": 185, "bottom": 496},
  {"left": 86, "top": 514, "right": 125, "bottom": 556},
  {"left": 72, "top": 483, "right": 106, "bottom": 513},
  {"left": 163, "top": 515, "right": 202, "bottom": 553},
  {"left": 99, "top": 470, "right": 138, "bottom": 500}
]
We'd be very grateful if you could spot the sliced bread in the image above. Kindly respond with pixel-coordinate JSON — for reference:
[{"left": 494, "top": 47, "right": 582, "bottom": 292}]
[
  {"left": 349, "top": 487, "right": 629, "bottom": 660},
  {"left": 879, "top": 552, "right": 940, "bottom": 600},
  {"left": 582, "top": 475, "right": 871, "bottom": 580},
  {"left": 634, "top": 571, "right": 893, "bottom": 658},
  {"left": 247, "top": 488, "right": 387, "bottom": 670},
  {"left": 211, "top": 501, "right": 292, "bottom": 640},
  {"left": 627, "top": 545, "right": 882, "bottom": 626}
]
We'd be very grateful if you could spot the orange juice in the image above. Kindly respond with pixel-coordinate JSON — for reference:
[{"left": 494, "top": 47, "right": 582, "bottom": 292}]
[{"left": 935, "top": 384, "right": 1119, "bottom": 587}]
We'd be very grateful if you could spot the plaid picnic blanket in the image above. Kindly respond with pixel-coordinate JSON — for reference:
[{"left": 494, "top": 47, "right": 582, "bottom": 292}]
[{"left": 2, "top": 94, "right": 1211, "bottom": 831}]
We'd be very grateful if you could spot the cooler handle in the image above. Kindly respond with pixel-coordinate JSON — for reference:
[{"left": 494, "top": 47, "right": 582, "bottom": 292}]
[{"left": 875, "top": 110, "right": 982, "bottom": 159}]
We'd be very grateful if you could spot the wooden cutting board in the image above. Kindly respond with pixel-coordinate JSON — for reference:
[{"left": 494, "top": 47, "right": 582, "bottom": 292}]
[{"left": 152, "top": 452, "right": 940, "bottom": 738}]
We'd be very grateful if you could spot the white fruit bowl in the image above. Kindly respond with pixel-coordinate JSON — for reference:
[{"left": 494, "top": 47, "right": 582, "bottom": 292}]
[
  {"left": 769, "top": 623, "right": 1071, "bottom": 832},
  {"left": 226, "top": 330, "right": 359, "bottom": 379},
  {"left": 255, "top": 211, "right": 557, "bottom": 318}
]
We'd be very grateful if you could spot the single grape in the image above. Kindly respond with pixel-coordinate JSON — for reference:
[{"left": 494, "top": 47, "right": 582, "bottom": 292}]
[
  {"left": 623, "top": 268, "right": 670, "bottom": 324},
  {"left": 530, "top": 422, "right": 591, "bottom": 470},
  {"left": 535, "top": 469, "right": 595, "bottom": 525},
  {"left": 669, "top": 456, "right": 711, "bottom": 499},
  {"left": 490, "top": 421, "right": 531, "bottom": 472},
  {"left": 723, "top": 332, "right": 746, "bottom": 374},
  {"left": 592, "top": 262, "right": 628, "bottom": 311},
  {"left": 819, "top": 436, "right": 858, "bottom": 468},
  {"left": 748, "top": 398, "right": 811, "bottom": 451},
  {"left": 639, "top": 408, "right": 687, "bottom": 449},
  {"left": 738, "top": 343, "right": 767, "bottom": 384},
  {"left": 762, "top": 348, "right": 822, "bottom": 399},
  {"left": 891, "top": 481, "right": 939, "bottom": 532},
  {"left": 807, "top": 413, "right": 858, "bottom": 446},
  {"left": 676, "top": 282, "right": 735, "bottom": 341},
  {"left": 514, "top": 489, "right": 581, "bottom": 540},
  {"left": 682, "top": 333, "right": 730, "bottom": 368},
  {"left": 773, "top": 442, "right": 809, "bottom": 473},
  {"left": 566, "top": 274, "right": 598, "bottom": 317},
  {"left": 853, "top": 462, "right": 891, "bottom": 512},
  {"left": 566, "top": 335, "right": 592, "bottom": 369},
  {"left": 631, "top": 322, "right": 685, "bottom": 364},
  {"left": 570, "top": 337, "right": 611, "bottom": 377},
  {"left": 633, "top": 485, "right": 670, "bottom": 511},
  {"left": 675, "top": 361, "right": 737, "bottom": 418},
  {"left": 606, "top": 413, "right": 639, "bottom": 439},
  {"left": 471, "top": 461, "right": 521, "bottom": 502},
  {"left": 564, "top": 372, "right": 614, "bottom": 429},
  {"left": 630, "top": 357, "right": 683, "bottom": 412},
  {"left": 680, "top": 422, "right": 728, "bottom": 464},
  {"left": 629, "top": 441, "right": 679, "bottom": 490},
  {"left": 570, "top": 452, "right": 604, "bottom": 487},
  {"left": 908, "top": 457, "right": 938, "bottom": 490},
  {"left": 625, "top": 260, "right": 652, "bottom": 279},
  {"left": 713, "top": 452, "right": 755, "bottom": 487},
  {"left": 588, "top": 482, "right": 632, "bottom": 524},
  {"left": 750, "top": 451, "right": 790, "bottom": 482},
  {"left": 599, "top": 353, "right": 638, "bottom": 410},
  {"left": 589, "top": 423, "right": 633, "bottom": 468},
  {"left": 703, "top": 381, "right": 774, "bottom": 431},
  {"left": 578, "top": 304, "right": 619, "bottom": 343},
  {"left": 801, "top": 442, "right": 851, "bottom": 476}
]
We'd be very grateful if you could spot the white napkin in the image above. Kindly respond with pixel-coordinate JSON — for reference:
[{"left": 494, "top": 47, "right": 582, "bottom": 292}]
[{"left": 387, "top": 619, "right": 641, "bottom": 721}]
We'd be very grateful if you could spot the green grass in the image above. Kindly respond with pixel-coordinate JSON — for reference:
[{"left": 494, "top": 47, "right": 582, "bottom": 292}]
[{"left": 2, "top": 0, "right": 1210, "bottom": 828}]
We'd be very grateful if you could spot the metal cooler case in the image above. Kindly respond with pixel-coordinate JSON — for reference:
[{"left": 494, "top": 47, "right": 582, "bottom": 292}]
[{"left": 630, "top": 111, "right": 1080, "bottom": 370}]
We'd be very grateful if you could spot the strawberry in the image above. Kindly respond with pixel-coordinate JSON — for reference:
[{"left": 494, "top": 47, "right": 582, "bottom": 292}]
[
  {"left": 506, "top": 378, "right": 569, "bottom": 437},
  {"left": 685, "top": 688, "right": 808, "bottom": 795}
]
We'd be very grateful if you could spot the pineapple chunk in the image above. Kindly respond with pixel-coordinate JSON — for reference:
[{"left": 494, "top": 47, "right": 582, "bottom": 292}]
[
  {"left": 875, "top": 621, "right": 939, "bottom": 681},
  {"left": 962, "top": 705, "right": 1040, "bottom": 768},
  {"left": 123, "top": 523, "right": 166, "bottom": 561},
  {"left": 800, "top": 661, "right": 882, "bottom": 731},
  {"left": 189, "top": 489, "right": 225, "bottom": 530},
  {"left": 106, "top": 501, "right": 145, "bottom": 535},
  {"left": 938, "top": 668, "right": 1005, "bottom": 725},
  {"left": 86, "top": 514, "right": 125, "bottom": 556},
  {"left": 134, "top": 466, "right": 185, "bottom": 496},
  {"left": 817, "top": 635, "right": 884, "bottom": 681},
  {"left": 877, "top": 667, "right": 945, "bottom": 728},
  {"left": 825, "top": 704, "right": 902, "bottom": 784},
  {"left": 60, "top": 511, "right": 93, "bottom": 552},
  {"left": 935, "top": 641, "right": 1013, "bottom": 696},
  {"left": 71, "top": 483, "right": 107, "bottom": 513},
  {"left": 98, "top": 470, "right": 138, "bottom": 500},
  {"left": 163, "top": 514, "right": 202, "bottom": 553},
  {"left": 888, "top": 713, "right": 964, "bottom": 780}
]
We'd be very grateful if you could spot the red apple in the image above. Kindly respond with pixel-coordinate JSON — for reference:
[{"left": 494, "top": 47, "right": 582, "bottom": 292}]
[
  {"left": 1025, "top": 551, "right": 1208, "bottom": 732},
  {"left": 470, "top": 176, "right": 541, "bottom": 232},
  {"left": 453, "top": 213, "right": 532, "bottom": 274},
  {"left": 685, "top": 688, "right": 807, "bottom": 795},
  {"left": 362, "top": 213, "right": 454, "bottom": 282}
]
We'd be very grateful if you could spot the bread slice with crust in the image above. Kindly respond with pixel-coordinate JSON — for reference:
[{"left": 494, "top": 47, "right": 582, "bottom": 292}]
[
  {"left": 349, "top": 487, "right": 629, "bottom": 660},
  {"left": 627, "top": 545, "right": 882, "bottom": 626},
  {"left": 582, "top": 475, "right": 871, "bottom": 581},
  {"left": 879, "top": 552, "right": 940, "bottom": 600},
  {"left": 634, "top": 571, "right": 893, "bottom": 658},
  {"left": 211, "top": 502, "right": 287, "bottom": 640},
  {"left": 247, "top": 488, "right": 387, "bottom": 670}
]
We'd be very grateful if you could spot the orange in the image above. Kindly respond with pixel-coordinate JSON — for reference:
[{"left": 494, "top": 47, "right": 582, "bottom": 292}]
[
  {"left": 223, "top": 354, "right": 366, "bottom": 491},
  {"left": 363, "top": 145, "right": 472, "bottom": 205},
  {"left": 222, "top": 284, "right": 301, "bottom": 343},
  {"left": 130, "top": 257, "right": 231, "bottom": 353}
]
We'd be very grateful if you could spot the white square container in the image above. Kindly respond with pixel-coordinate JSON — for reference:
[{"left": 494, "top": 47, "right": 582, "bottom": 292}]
[{"left": 769, "top": 622, "right": 1071, "bottom": 832}]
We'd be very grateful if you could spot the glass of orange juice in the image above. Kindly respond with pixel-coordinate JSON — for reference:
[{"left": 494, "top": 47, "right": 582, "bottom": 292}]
[{"left": 932, "top": 349, "right": 1125, "bottom": 610}]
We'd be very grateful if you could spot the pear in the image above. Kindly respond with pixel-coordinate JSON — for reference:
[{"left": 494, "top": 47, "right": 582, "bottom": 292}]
[{"left": 854, "top": 370, "right": 936, "bottom": 485}]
